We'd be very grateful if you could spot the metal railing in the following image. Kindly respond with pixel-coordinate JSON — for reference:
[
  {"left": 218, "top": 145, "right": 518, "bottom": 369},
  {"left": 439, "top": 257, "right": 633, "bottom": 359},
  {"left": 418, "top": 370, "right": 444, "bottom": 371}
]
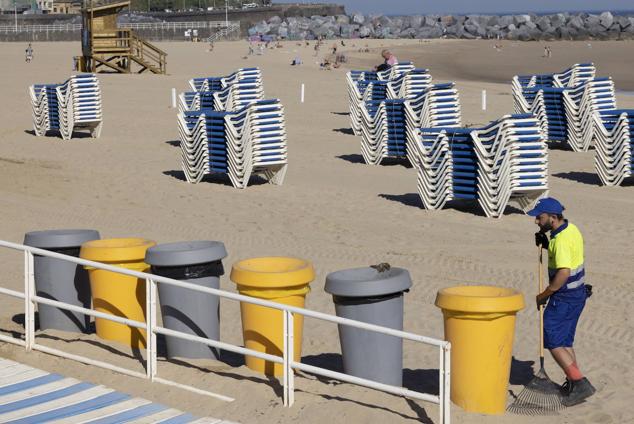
[
  {"left": 0, "top": 23, "right": 82, "bottom": 33},
  {"left": 207, "top": 22, "right": 241, "bottom": 42},
  {"left": 122, "top": 21, "right": 238, "bottom": 30},
  {"left": 0, "top": 239, "right": 451, "bottom": 423},
  {"left": 0, "top": 21, "right": 239, "bottom": 33}
]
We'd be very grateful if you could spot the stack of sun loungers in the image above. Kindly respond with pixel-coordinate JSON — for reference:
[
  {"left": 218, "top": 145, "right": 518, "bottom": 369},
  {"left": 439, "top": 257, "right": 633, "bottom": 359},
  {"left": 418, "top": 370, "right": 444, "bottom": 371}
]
[
  {"left": 514, "top": 63, "right": 633, "bottom": 185},
  {"left": 409, "top": 114, "right": 549, "bottom": 218},
  {"left": 347, "top": 63, "right": 461, "bottom": 165},
  {"left": 593, "top": 109, "right": 634, "bottom": 186},
  {"left": 29, "top": 74, "right": 103, "bottom": 140},
  {"left": 177, "top": 68, "right": 287, "bottom": 188},
  {"left": 512, "top": 63, "right": 619, "bottom": 152},
  {"left": 562, "top": 76, "right": 618, "bottom": 152}
]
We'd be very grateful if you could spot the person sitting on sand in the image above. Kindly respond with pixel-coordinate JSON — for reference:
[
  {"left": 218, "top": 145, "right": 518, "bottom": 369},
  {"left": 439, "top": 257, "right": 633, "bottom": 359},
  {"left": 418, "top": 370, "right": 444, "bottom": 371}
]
[
  {"left": 374, "top": 49, "right": 397, "bottom": 72},
  {"left": 320, "top": 58, "right": 332, "bottom": 70},
  {"left": 291, "top": 56, "right": 302, "bottom": 66}
]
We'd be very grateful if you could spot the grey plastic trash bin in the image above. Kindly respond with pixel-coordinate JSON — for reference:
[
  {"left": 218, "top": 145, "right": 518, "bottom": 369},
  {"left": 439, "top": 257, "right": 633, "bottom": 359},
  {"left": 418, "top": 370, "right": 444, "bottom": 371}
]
[
  {"left": 325, "top": 266, "right": 412, "bottom": 386},
  {"left": 145, "top": 241, "right": 227, "bottom": 360},
  {"left": 23, "top": 229, "right": 100, "bottom": 333}
]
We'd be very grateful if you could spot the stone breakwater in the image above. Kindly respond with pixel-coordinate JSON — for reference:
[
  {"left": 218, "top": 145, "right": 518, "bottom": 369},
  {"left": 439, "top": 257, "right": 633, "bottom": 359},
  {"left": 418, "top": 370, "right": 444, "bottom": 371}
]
[{"left": 248, "top": 11, "right": 634, "bottom": 40}]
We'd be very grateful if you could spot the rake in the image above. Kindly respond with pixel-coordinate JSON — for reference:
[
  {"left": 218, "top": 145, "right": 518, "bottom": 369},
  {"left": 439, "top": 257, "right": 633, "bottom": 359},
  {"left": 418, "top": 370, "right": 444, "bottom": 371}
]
[{"left": 507, "top": 246, "right": 565, "bottom": 415}]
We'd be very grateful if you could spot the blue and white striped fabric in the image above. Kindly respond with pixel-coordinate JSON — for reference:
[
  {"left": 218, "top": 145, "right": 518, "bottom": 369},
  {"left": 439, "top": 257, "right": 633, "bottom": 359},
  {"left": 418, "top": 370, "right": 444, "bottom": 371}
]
[
  {"left": 593, "top": 109, "right": 634, "bottom": 186},
  {"left": 513, "top": 63, "right": 633, "bottom": 185},
  {"left": 409, "top": 114, "right": 549, "bottom": 218},
  {"left": 346, "top": 63, "right": 461, "bottom": 165},
  {"left": 179, "top": 69, "right": 264, "bottom": 114},
  {"left": 177, "top": 68, "right": 287, "bottom": 189},
  {"left": 0, "top": 358, "right": 235, "bottom": 424},
  {"left": 511, "top": 63, "right": 620, "bottom": 151},
  {"left": 29, "top": 74, "right": 103, "bottom": 141}
]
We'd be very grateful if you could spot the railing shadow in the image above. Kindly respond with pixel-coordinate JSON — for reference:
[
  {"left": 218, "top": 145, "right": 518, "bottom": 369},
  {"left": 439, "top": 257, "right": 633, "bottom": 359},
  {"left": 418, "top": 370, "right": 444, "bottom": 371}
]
[{"left": 299, "top": 353, "right": 436, "bottom": 422}]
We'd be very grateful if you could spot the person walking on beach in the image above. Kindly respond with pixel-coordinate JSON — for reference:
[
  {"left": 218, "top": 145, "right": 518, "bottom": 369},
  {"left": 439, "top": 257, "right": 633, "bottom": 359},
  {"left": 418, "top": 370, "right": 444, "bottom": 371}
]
[
  {"left": 528, "top": 197, "right": 596, "bottom": 406},
  {"left": 25, "top": 43, "right": 33, "bottom": 63}
]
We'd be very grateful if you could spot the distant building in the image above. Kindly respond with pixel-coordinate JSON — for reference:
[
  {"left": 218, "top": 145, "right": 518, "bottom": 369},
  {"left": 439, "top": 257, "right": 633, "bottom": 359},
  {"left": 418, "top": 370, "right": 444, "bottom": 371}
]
[{"left": 37, "top": 0, "right": 82, "bottom": 14}]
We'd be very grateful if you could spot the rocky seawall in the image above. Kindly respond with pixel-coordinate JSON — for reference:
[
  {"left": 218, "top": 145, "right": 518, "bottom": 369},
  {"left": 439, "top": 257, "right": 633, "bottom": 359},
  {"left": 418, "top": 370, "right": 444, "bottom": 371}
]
[{"left": 248, "top": 11, "right": 634, "bottom": 40}]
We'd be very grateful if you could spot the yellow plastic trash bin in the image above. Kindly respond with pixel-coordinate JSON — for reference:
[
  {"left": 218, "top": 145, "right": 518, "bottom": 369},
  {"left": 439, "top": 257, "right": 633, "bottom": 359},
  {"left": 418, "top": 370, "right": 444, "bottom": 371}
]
[
  {"left": 435, "top": 285, "right": 525, "bottom": 415},
  {"left": 80, "top": 238, "right": 156, "bottom": 349},
  {"left": 230, "top": 256, "right": 315, "bottom": 376}
]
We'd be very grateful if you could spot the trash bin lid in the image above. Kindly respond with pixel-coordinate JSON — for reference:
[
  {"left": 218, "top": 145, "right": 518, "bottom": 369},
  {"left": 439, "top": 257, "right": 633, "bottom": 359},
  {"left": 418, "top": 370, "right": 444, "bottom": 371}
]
[
  {"left": 325, "top": 266, "right": 412, "bottom": 298},
  {"left": 435, "top": 285, "right": 525, "bottom": 313},
  {"left": 80, "top": 238, "right": 156, "bottom": 263},
  {"left": 145, "top": 241, "right": 227, "bottom": 267},
  {"left": 24, "top": 229, "right": 100, "bottom": 249},
  {"left": 230, "top": 257, "right": 315, "bottom": 288}
]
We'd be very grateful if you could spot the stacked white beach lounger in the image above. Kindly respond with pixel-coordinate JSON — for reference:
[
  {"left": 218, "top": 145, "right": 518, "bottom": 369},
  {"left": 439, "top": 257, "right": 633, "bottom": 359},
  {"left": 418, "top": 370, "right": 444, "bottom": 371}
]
[
  {"left": 346, "top": 63, "right": 461, "bottom": 165},
  {"left": 0, "top": 358, "right": 234, "bottom": 423},
  {"left": 177, "top": 68, "right": 288, "bottom": 188},
  {"left": 593, "top": 109, "right": 634, "bottom": 186},
  {"left": 29, "top": 74, "right": 103, "bottom": 140},
  {"left": 409, "top": 114, "right": 549, "bottom": 218},
  {"left": 513, "top": 63, "right": 633, "bottom": 185}
]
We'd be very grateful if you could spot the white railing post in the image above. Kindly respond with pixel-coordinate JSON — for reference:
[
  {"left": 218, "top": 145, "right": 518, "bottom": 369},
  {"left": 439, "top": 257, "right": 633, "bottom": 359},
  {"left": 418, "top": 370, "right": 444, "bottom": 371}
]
[
  {"left": 1, "top": 240, "right": 450, "bottom": 414},
  {"left": 146, "top": 278, "right": 157, "bottom": 381},
  {"left": 443, "top": 343, "right": 451, "bottom": 424},
  {"left": 24, "top": 251, "right": 35, "bottom": 351},
  {"left": 438, "top": 346, "right": 444, "bottom": 424},
  {"left": 283, "top": 310, "right": 294, "bottom": 407}
]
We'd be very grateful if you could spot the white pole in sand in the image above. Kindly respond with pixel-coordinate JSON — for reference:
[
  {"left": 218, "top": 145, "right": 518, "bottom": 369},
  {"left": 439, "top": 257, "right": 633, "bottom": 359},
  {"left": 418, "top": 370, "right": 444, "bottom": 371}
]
[
  {"left": 171, "top": 88, "right": 176, "bottom": 108},
  {"left": 481, "top": 90, "right": 487, "bottom": 111},
  {"left": 300, "top": 83, "right": 305, "bottom": 103}
]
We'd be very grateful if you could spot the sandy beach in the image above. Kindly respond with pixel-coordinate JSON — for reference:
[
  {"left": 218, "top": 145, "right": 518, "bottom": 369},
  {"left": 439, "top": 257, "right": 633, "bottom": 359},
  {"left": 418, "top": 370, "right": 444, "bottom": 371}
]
[{"left": 0, "top": 38, "right": 633, "bottom": 423}]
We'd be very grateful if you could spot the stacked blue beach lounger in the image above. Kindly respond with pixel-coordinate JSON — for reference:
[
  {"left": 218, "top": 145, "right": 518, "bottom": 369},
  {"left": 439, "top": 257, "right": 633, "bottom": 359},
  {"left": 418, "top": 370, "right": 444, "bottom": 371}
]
[
  {"left": 177, "top": 68, "right": 287, "bottom": 188},
  {"left": 347, "top": 64, "right": 461, "bottom": 165},
  {"left": 346, "top": 62, "right": 416, "bottom": 135},
  {"left": 511, "top": 63, "right": 621, "bottom": 151},
  {"left": 29, "top": 74, "right": 103, "bottom": 140},
  {"left": 179, "top": 68, "right": 264, "bottom": 114},
  {"left": 562, "top": 76, "right": 617, "bottom": 152},
  {"left": 409, "top": 114, "right": 548, "bottom": 218},
  {"left": 593, "top": 109, "right": 634, "bottom": 186}
]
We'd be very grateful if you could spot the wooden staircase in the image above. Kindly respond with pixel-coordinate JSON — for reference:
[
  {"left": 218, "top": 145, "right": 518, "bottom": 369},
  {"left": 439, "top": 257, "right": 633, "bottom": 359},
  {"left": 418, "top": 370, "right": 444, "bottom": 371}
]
[
  {"left": 79, "top": 0, "right": 167, "bottom": 75},
  {"left": 89, "top": 29, "right": 167, "bottom": 74}
]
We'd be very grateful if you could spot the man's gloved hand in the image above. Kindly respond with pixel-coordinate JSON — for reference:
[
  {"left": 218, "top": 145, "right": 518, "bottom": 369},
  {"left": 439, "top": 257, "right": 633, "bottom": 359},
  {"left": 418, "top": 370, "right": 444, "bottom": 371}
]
[{"left": 535, "top": 232, "right": 549, "bottom": 249}]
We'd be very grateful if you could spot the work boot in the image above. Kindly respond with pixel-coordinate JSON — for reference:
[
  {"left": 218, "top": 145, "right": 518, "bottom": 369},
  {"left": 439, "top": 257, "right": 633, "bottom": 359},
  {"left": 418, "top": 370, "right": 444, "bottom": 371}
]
[
  {"left": 562, "top": 377, "right": 596, "bottom": 406},
  {"left": 560, "top": 378, "right": 572, "bottom": 396}
]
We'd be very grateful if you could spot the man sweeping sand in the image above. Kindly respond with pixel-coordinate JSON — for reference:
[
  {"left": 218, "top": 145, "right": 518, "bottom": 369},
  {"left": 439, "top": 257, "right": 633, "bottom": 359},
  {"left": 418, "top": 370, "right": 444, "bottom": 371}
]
[{"left": 528, "top": 197, "right": 596, "bottom": 406}]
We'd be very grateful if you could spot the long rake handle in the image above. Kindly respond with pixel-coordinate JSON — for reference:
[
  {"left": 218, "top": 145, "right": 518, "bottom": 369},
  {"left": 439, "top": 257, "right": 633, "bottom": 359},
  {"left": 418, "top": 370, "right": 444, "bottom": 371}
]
[{"left": 538, "top": 246, "right": 545, "bottom": 368}]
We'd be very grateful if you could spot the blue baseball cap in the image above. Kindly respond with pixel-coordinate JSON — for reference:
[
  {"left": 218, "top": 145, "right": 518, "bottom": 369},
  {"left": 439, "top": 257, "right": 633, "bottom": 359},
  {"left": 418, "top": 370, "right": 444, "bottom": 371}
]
[{"left": 527, "top": 197, "right": 565, "bottom": 217}]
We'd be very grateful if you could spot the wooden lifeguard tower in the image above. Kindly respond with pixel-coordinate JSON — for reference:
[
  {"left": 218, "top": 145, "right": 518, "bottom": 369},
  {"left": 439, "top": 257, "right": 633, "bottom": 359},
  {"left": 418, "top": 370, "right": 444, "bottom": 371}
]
[{"left": 78, "top": 0, "right": 167, "bottom": 74}]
